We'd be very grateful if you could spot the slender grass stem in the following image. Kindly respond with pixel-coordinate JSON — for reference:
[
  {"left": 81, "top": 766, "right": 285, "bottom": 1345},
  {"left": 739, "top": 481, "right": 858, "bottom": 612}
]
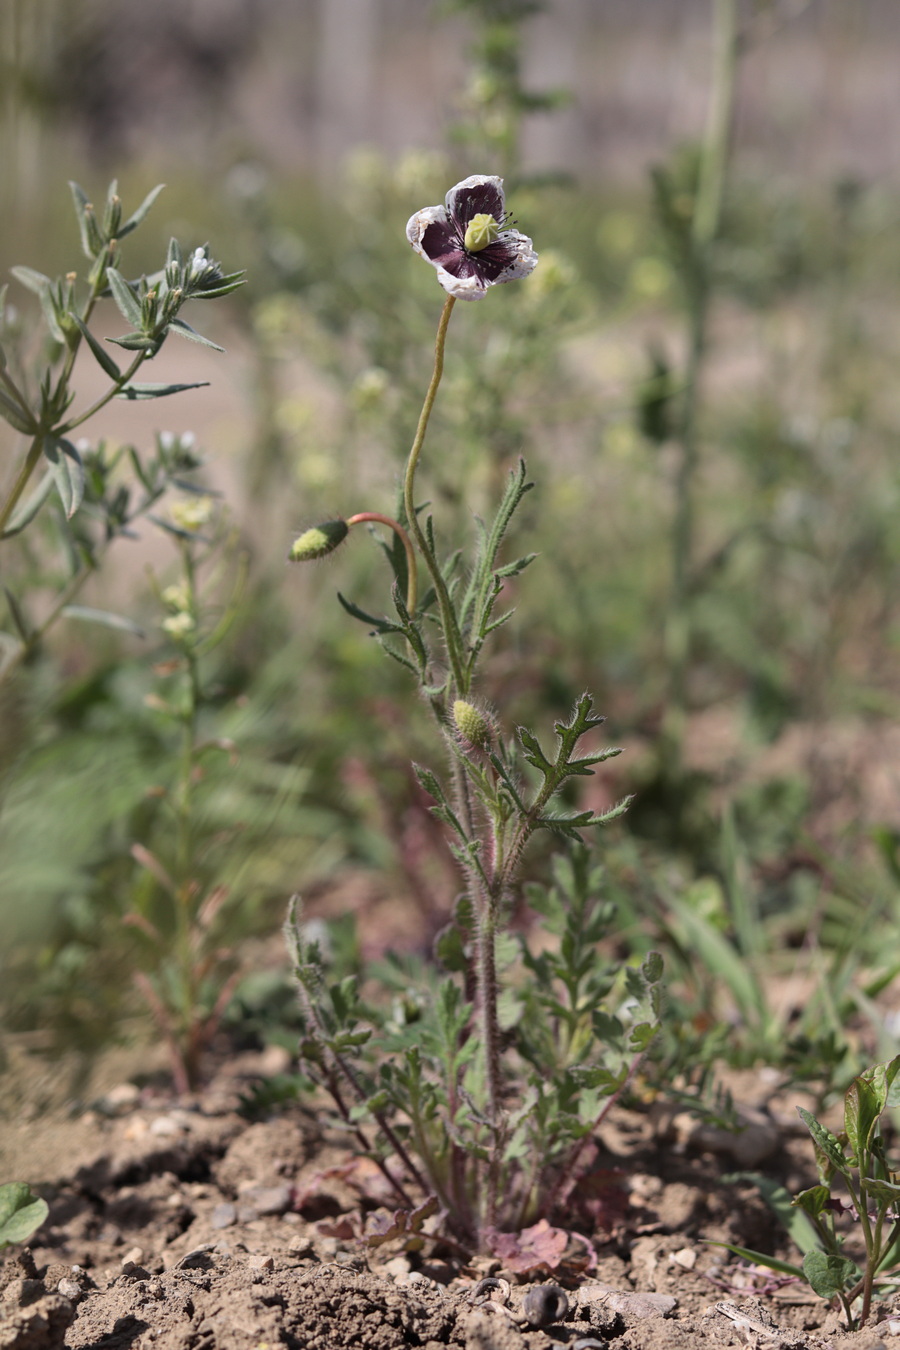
[{"left": 663, "top": 0, "right": 738, "bottom": 763}]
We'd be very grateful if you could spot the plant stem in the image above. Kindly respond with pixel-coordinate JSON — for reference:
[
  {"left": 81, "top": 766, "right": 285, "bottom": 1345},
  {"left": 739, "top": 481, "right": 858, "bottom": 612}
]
[
  {"left": 346, "top": 512, "right": 418, "bottom": 614},
  {"left": 0, "top": 433, "right": 44, "bottom": 535},
  {"left": 57, "top": 351, "right": 147, "bottom": 435},
  {"left": 662, "top": 0, "right": 738, "bottom": 764},
  {"left": 403, "top": 295, "right": 468, "bottom": 693}
]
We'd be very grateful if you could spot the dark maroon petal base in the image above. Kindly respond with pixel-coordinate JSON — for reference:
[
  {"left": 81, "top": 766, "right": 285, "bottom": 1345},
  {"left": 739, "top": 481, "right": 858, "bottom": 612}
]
[
  {"left": 449, "top": 181, "right": 505, "bottom": 232},
  {"left": 462, "top": 237, "right": 522, "bottom": 281},
  {"left": 420, "top": 220, "right": 524, "bottom": 287}
]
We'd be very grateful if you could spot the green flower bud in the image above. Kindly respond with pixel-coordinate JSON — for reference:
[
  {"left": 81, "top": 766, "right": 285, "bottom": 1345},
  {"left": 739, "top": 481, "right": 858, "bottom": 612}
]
[
  {"left": 464, "top": 213, "right": 500, "bottom": 253},
  {"left": 453, "top": 699, "right": 494, "bottom": 750},
  {"left": 288, "top": 519, "right": 349, "bottom": 561}
]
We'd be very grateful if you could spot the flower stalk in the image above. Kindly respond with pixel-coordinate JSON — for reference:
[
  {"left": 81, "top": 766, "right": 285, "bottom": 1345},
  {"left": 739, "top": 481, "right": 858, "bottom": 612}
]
[{"left": 288, "top": 174, "right": 655, "bottom": 1248}]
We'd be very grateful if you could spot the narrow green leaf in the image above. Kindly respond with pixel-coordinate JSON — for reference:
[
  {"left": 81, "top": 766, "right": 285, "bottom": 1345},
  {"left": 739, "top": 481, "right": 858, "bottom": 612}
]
[
  {"left": 38, "top": 282, "right": 67, "bottom": 344},
  {"left": 703, "top": 1240, "right": 806, "bottom": 1279},
  {"left": 378, "top": 640, "right": 419, "bottom": 677},
  {"left": 0, "top": 1183, "right": 48, "bottom": 1248},
  {"left": 105, "top": 268, "right": 143, "bottom": 327},
  {"left": 0, "top": 389, "right": 36, "bottom": 434},
  {"left": 61, "top": 606, "right": 145, "bottom": 637},
  {"left": 72, "top": 315, "right": 122, "bottom": 380},
  {"left": 116, "top": 381, "right": 209, "bottom": 400},
  {"left": 336, "top": 592, "right": 399, "bottom": 635},
  {"left": 798, "top": 1108, "right": 851, "bottom": 1177},
  {"left": 69, "top": 180, "right": 95, "bottom": 257},
  {"left": 1, "top": 469, "right": 55, "bottom": 537},
  {"left": 43, "top": 437, "right": 85, "bottom": 519},
  {"left": 668, "top": 893, "right": 768, "bottom": 1031},
  {"left": 107, "top": 332, "right": 158, "bottom": 351},
  {"left": 3, "top": 588, "right": 30, "bottom": 641},
  {"left": 10, "top": 265, "right": 52, "bottom": 297},
  {"left": 189, "top": 274, "right": 247, "bottom": 299},
  {"left": 517, "top": 725, "right": 552, "bottom": 774},
  {"left": 845, "top": 1075, "right": 876, "bottom": 1157},
  {"left": 167, "top": 318, "right": 225, "bottom": 352},
  {"left": 117, "top": 183, "right": 166, "bottom": 238},
  {"left": 726, "top": 1172, "right": 824, "bottom": 1255},
  {"left": 413, "top": 764, "right": 449, "bottom": 808},
  {"left": 494, "top": 552, "right": 537, "bottom": 580}
]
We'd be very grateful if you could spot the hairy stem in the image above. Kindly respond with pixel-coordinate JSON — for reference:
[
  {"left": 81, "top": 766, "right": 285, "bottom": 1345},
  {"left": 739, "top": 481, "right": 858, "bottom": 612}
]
[
  {"left": 403, "top": 295, "right": 468, "bottom": 692},
  {"left": 346, "top": 512, "right": 418, "bottom": 614}
]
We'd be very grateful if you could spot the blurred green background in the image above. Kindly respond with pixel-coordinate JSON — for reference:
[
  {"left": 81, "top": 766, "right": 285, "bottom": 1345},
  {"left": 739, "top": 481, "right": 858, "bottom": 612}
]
[{"left": 3, "top": 0, "right": 900, "bottom": 1103}]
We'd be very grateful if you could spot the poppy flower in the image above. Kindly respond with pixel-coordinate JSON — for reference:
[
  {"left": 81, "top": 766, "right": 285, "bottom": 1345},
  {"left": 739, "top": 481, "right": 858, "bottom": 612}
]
[{"left": 406, "top": 174, "right": 538, "bottom": 301}]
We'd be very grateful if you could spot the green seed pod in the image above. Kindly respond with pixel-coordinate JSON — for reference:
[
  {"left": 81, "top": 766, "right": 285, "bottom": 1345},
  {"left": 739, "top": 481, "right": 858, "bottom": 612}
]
[
  {"left": 453, "top": 699, "right": 494, "bottom": 751},
  {"left": 463, "top": 212, "right": 500, "bottom": 253},
  {"left": 288, "top": 519, "right": 349, "bottom": 562}
]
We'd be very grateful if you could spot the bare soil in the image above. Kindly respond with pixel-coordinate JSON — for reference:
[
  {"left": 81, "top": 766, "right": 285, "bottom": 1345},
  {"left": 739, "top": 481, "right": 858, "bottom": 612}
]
[{"left": 2, "top": 1049, "right": 896, "bottom": 1350}]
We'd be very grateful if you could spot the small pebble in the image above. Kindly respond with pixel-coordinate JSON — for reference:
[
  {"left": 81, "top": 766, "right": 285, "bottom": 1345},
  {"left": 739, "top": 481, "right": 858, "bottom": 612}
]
[
  {"left": 98, "top": 1083, "right": 141, "bottom": 1115},
  {"left": 236, "top": 1184, "right": 292, "bottom": 1216},
  {"left": 57, "top": 1279, "right": 82, "bottom": 1301},
  {"left": 149, "top": 1115, "right": 183, "bottom": 1137},
  {"left": 211, "top": 1203, "right": 237, "bottom": 1230},
  {"left": 122, "top": 1247, "right": 144, "bottom": 1268},
  {"left": 383, "top": 1256, "right": 412, "bottom": 1281},
  {"left": 287, "top": 1236, "right": 314, "bottom": 1258},
  {"left": 176, "top": 1245, "right": 216, "bottom": 1271}
]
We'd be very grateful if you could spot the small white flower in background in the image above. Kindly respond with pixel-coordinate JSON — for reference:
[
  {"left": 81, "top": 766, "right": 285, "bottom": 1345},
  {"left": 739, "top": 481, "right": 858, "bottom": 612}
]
[
  {"left": 406, "top": 174, "right": 538, "bottom": 301},
  {"left": 161, "top": 611, "right": 195, "bottom": 638},
  {"left": 161, "top": 582, "right": 191, "bottom": 612},
  {"left": 170, "top": 495, "right": 215, "bottom": 532}
]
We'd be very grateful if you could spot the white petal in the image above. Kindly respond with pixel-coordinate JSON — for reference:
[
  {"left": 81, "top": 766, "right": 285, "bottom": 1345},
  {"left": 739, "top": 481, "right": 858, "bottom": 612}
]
[
  {"left": 493, "top": 230, "right": 539, "bottom": 284},
  {"left": 406, "top": 204, "right": 449, "bottom": 251},
  {"left": 444, "top": 174, "right": 505, "bottom": 220},
  {"left": 434, "top": 268, "right": 488, "bottom": 301}
]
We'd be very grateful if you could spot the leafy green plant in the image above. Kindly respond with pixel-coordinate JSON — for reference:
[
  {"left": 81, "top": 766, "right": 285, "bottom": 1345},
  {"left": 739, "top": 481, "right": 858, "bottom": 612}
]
[
  {"left": 0, "top": 1183, "right": 48, "bottom": 1249},
  {"left": 0, "top": 179, "right": 244, "bottom": 686},
  {"left": 717, "top": 1055, "right": 900, "bottom": 1329},
  {"left": 287, "top": 173, "right": 661, "bottom": 1247},
  {"left": 120, "top": 491, "right": 252, "bottom": 1093}
]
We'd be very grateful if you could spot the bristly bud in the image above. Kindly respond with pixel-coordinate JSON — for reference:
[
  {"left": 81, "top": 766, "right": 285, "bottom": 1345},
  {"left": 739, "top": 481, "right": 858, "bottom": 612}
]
[
  {"left": 288, "top": 519, "right": 349, "bottom": 562},
  {"left": 452, "top": 699, "right": 494, "bottom": 751}
]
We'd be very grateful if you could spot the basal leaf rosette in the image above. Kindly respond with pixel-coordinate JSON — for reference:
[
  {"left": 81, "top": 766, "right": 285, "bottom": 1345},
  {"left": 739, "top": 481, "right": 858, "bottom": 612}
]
[{"left": 406, "top": 175, "right": 538, "bottom": 300}]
